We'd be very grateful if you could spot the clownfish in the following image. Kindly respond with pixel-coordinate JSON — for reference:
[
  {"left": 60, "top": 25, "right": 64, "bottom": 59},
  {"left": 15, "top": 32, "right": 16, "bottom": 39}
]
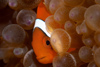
[
  {"left": 32, "top": 2, "right": 56, "bottom": 64},
  {"left": 32, "top": 1, "right": 76, "bottom": 64}
]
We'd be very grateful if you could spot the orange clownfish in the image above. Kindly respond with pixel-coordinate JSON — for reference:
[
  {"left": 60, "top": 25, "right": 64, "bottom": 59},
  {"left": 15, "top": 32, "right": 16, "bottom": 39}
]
[
  {"left": 32, "top": 1, "right": 76, "bottom": 64},
  {"left": 32, "top": 2, "right": 56, "bottom": 64}
]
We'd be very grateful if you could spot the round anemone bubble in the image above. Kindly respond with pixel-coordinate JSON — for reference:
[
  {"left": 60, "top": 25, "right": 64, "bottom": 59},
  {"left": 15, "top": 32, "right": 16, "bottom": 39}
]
[
  {"left": 16, "top": 9, "right": 36, "bottom": 30},
  {"left": 84, "top": 5, "right": 100, "bottom": 31},
  {"left": 50, "top": 29, "right": 71, "bottom": 55},
  {"left": 53, "top": 52, "right": 77, "bottom": 67},
  {"left": 2, "top": 24, "right": 26, "bottom": 45},
  {"left": 8, "top": 0, "right": 41, "bottom": 10}
]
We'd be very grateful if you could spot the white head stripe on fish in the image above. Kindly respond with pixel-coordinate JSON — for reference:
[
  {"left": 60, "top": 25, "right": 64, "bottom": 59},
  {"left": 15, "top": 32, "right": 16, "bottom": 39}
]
[{"left": 33, "top": 19, "right": 51, "bottom": 37}]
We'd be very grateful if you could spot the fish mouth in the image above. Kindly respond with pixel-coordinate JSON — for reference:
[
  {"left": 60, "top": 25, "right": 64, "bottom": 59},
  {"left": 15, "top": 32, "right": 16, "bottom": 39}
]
[
  {"left": 36, "top": 55, "right": 54, "bottom": 64},
  {"left": 37, "top": 56, "right": 46, "bottom": 60}
]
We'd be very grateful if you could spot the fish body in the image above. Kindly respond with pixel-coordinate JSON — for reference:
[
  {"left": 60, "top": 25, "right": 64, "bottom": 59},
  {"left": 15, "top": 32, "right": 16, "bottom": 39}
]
[
  {"left": 32, "top": 26, "right": 56, "bottom": 64},
  {"left": 32, "top": 1, "right": 56, "bottom": 64}
]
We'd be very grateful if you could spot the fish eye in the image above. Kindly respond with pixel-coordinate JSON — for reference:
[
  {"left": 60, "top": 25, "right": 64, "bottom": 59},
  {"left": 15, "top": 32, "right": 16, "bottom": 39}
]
[{"left": 46, "top": 40, "right": 50, "bottom": 45}]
